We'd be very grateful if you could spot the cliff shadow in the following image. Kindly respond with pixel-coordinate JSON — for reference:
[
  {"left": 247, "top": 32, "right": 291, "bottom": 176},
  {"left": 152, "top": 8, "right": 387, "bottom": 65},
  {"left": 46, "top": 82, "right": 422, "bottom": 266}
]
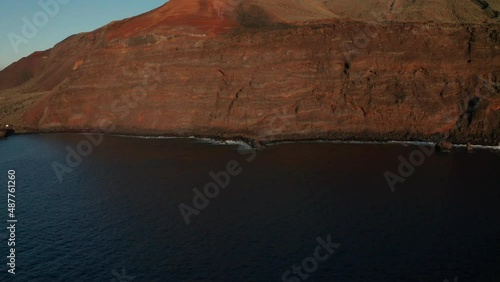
[{"left": 236, "top": 5, "right": 292, "bottom": 30}]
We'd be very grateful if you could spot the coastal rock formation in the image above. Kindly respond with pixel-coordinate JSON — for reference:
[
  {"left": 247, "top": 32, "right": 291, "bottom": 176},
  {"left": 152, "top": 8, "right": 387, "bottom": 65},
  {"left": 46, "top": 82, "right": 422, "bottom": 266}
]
[
  {"left": 436, "top": 141, "right": 453, "bottom": 152},
  {"left": 467, "top": 142, "right": 474, "bottom": 152},
  {"left": 0, "top": 0, "right": 499, "bottom": 144},
  {"left": 0, "top": 126, "right": 15, "bottom": 139}
]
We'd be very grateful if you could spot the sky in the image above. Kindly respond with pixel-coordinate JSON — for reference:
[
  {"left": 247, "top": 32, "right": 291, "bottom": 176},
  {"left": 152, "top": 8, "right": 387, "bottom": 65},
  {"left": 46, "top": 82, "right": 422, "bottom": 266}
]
[{"left": 0, "top": 0, "right": 168, "bottom": 70}]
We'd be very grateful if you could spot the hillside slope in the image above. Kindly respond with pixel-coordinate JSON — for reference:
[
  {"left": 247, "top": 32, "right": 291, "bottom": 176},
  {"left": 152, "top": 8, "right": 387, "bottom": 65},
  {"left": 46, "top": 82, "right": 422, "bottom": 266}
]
[{"left": 319, "top": 0, "right": 500, "bottom": 23}]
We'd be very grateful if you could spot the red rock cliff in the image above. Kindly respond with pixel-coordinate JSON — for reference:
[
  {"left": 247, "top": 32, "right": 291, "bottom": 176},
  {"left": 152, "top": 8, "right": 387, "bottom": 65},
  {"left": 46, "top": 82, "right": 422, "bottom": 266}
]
[{"left": 0, "top": 0, "right": 499, "bottom": 144}]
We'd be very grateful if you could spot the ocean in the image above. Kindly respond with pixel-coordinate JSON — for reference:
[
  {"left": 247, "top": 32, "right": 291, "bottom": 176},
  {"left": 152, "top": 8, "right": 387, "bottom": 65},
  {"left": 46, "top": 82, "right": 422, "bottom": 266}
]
[{"left": 0, "top": 134, "right": 499, "bottom": 281}]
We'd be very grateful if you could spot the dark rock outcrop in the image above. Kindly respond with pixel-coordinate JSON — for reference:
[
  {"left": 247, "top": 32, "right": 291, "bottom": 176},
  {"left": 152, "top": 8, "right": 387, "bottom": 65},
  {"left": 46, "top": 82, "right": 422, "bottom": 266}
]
[
  {"left": 437, "top": 141, "right": 453, "bottom": 152},
  {"left": 0, "top": 128, "right": 14, "bottom": 139}
]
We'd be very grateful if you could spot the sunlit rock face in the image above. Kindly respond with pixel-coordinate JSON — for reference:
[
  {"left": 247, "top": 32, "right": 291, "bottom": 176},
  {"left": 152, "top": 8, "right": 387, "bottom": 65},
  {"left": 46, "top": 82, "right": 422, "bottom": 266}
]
[{"left": 0, "top": 0, "right": 499, "bottom": 144}]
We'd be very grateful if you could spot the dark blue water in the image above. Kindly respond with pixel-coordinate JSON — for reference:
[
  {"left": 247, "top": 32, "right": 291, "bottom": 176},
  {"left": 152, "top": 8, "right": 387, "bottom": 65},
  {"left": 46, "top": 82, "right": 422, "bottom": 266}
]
[{"left": 0, "top": 134, "right": 499, "bottom": 281}]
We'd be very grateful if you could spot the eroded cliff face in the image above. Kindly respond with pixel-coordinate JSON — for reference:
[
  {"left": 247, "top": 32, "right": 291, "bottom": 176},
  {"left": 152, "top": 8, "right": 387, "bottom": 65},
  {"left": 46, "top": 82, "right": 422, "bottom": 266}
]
[{"left": 0, "top": 0, "right": 499, "bottom": 144}]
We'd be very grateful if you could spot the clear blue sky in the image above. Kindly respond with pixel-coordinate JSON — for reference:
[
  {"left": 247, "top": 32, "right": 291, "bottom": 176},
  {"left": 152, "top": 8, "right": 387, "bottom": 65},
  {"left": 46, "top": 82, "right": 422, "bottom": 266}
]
[{"left": 0, "top": 0, "right": 168, "bottom": 70}]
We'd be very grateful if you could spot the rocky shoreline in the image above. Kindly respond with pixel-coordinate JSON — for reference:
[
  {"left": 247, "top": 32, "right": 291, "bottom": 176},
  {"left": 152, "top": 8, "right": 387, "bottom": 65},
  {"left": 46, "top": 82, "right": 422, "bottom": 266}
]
[{"left": 5, "top": 126, "right": 499, "bottom": 151}]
